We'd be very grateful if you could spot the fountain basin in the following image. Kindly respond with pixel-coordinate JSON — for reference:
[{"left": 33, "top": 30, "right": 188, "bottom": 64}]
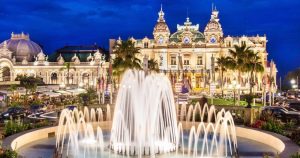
[{"left": 2, "top": 123, "right": 298, "bottom": 157}]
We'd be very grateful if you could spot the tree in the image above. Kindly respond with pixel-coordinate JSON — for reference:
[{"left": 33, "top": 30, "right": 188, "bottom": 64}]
[
  {"left": 112, "top": 40, "right": 142, "bottom": 79},
  {"left": 243, "top": 52, "right": 264, "bottom": 94},
  {"left": 15, "top": 75, "right": 44, "bottom": 106},
  {"left": 216, "top": 56, "right": 231, "bottom": 97},
  {"left": 59, "top": 62, "right": 76, "bottom": 85},
  {"left": 148, "top": 59, "right": 159, "bottom": 73},
  {"left": 8, "top": 84, "right": 18, "bottom": 103},
  {"left": 15, "top": 75, "right": 43, "bottom": 95},
  {"left": 228, "top": 44, "right": 252, "bottom": 83},
  {"left": 79, "top": 88, "right": 97, "bottom": 106}
]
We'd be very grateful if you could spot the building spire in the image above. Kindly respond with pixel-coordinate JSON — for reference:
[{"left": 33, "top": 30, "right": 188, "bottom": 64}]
[
  {"left": 186, "top": 8, "right": 189, "bottom": 19},
  {"left": 210, "top": 4, "right": 219, "bottom": 22},
  {"left": 158, "top": 4, "right": 165, "bottom": 22}
]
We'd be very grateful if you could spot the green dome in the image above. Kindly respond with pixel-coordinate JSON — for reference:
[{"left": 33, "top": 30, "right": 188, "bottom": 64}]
[{"left": 169, "top": 30, "right": 205, "bottom": 43}]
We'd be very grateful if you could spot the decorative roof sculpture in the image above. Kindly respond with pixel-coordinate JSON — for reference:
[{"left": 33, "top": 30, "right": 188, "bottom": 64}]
[
  {"left": 72, "top": 53, "right": 80, "bottom": 64},
  {"left": 57, "top": 54, "right": 65, "bottom": 65}
]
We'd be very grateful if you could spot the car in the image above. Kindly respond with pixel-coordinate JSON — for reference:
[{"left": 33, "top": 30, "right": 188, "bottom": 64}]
[
  {"left": 262, "top": 106, "right": 300, "bottom": 123},
  {"left": 66, "top": 105, "right": 77, "bottom": 111},
  {"left": 288, "top": 102, "right": 300, "bottom": 111},
  {"left": 0, "top": 107, "right": 29, "bottom": 120}
]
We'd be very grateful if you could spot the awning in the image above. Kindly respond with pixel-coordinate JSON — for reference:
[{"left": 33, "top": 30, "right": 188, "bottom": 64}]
[
  {"left": 55, "top": 90, "right": 72, "bottom": 95},
  {"left": 42, "top": 91, "right": 61, "bottom": 97},
  {"left": 66, "top": 88, "right": 87, "bottom": 95}
]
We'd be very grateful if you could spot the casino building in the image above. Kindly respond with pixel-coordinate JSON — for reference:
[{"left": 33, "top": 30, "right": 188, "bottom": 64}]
[
  {"left": 0, "top": 32, "right": 109, "bottom": 87},
  {"left": 110, "top": 6, "right": 277, "bottom": 93}
]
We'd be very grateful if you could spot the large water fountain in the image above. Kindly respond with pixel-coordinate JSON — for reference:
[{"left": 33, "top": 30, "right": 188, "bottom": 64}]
[{"left": 56, "top": 70, "right": 238, "bottom": 158}]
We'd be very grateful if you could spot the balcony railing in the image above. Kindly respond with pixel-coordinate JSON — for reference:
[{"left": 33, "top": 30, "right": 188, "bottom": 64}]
[
  {"left": 195, "top": 65, "right": 204, "bottom": 69},
  {"left": 170, "top": 65, "right": 178, "bottom": 70}
]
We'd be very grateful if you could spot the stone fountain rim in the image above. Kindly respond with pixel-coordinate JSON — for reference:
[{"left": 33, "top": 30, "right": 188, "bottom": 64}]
[{"left": 2, "top": 122, "right": 299, "bottom": 157}]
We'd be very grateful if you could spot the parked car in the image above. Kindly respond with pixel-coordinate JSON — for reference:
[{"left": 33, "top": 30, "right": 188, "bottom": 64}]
[
  {"left": 0, "top": 107, "right": 29, "bottom": 120},
  {"left": 28, "top": 105, "right": 47, "bottom": 118},
  {"left": 66, "top": 105, "right": 77, "bottom": 111},
  {"left": 262, "top": 106, "right": 300, "bottom": 123},
  {"left": 288, "top": 102, "right": 300, "bottom": 111}
]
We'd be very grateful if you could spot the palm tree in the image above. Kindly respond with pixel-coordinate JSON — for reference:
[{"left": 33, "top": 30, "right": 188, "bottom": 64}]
[
  {"left": 112, "top": 40, "right": 142, "bottom": 81},
  {"left": 60, "top": 62, "right": 76, "bottom": 85},
  {"left": 216, "top": 56, "right": 231, "bottom": 97},
  {"left": 243, "top": 52, "right": 264, "bottom": 94},
  {"left": 148, "top": 59, "right": 159, "bottom": 73},
  {"left": 228, "top": 44, "right": 252, "bottom": 83}
]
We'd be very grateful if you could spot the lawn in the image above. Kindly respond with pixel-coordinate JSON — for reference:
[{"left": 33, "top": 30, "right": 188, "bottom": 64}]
[{"left": 208, "top": 98, "right": 263, "bottom": 107}]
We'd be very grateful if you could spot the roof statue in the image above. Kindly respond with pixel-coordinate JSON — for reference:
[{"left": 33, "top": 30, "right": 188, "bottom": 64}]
[
  {"left": 0, "top": 40, "right": 13, "bottom": 59},
  {"left": 89, "top": 57, "right": 95, "bottom": 65},
  {"left": 12, "top": 56, "right": 16, "bottom": 64},
  {"left": 37, "top": 50, "right": 46, "bottom": 61},
  {"left": 117, "top": 36, "right": 122, "bottom": 44},
  {"left": 94, "top": 50, "right": 102, "bottom": 62},
  {"left": 57, "top": 54, "right": 65, "bottom": 65},
  {"left": 22, "top": 57, "right": 28, "bottom": 65},
  {"left": 72, "top": 53, "right": 80, "bottom": 64},
  {"left": 87, "top": 53, "right": 93, "bottom": 62}
]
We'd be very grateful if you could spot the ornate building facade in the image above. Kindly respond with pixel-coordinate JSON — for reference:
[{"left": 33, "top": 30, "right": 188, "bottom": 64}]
[
  {"left": 110, "top": 6, "right": 277, "bottom": 93},
  {"left": 0, "top": 33, "right": 108, "bottom": 87}
]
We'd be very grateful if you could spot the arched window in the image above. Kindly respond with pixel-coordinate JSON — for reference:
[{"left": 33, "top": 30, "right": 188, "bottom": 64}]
[
  {"left": 2, "top": 67, "right": 10, "bottom": 81},
  {"left": 51, "top": 73, "right": 58, "bottom": 84},
  {"left": 82, "top": 73, "right": 90, "bottom": 85},
  {"left": 144, "top": 42, "right": 149, "bottom": 48}
]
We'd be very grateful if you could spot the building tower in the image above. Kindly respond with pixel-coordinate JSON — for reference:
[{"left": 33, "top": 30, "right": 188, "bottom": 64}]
[
  {"left": 153, "top": 5, "right": 170, "bottom": 46},
  {"left": 204, "top": 5, "right": 223, "bottom": 45}
]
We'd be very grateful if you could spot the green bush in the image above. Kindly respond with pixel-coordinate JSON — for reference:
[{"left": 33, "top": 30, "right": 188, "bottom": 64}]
[
  {"left": 4, "top": 120, "right": 29, "bottom": 137},
  {"left": 261, "top": 119, "right": 284, "bottom": 135},
  {"left": 285, "top": 120, "right": 296, "bottom": 130},
  {"left": 3, "top": 119, "right": 50, "bottom": 137},
  {"left": 0, "top": 149, "right": 18, "bottom": 158},
  {"left": 290, "top": 152, "right": 300, "bottom": 158},
  {"left": 290, "top": 130, "right": 300, "bottom": 146}
]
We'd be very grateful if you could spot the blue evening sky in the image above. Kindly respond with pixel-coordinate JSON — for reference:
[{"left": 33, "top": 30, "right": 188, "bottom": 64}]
[{"left": 0, "top": 0, "right": 299, "bottom": 77}]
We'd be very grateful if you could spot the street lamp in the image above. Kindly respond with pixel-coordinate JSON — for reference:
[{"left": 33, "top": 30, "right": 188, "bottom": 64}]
[
  {"left": 291, "top": 79, "right": 296, "bottom": 85},
  {"left": 291, "top": 79, "right": 298, "bottom": 89},
  {"left": 229, "top": 80, "right": 240, "bottom": 106}
]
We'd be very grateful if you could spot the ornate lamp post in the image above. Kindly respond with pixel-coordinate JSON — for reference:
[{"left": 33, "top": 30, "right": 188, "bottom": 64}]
[{"left": 229, "top": 80, "right": 240, "bottom": 106}]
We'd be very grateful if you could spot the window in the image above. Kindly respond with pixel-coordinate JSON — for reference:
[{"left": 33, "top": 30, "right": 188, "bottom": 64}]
[
  {"left": 197, "top": 56, "right": 203, "bottom": 65},
  {"left": 184, "top": 59, "right": 189, "bottom": 65},
  {"left": 171, "top": 56, "right": 176, "bottom": 65},
  {"left": 241, "top": 41, "right": 246, "bottom": 46},
  {"left": 144, "top": 42, "right": 148, "bottom": 48},
  {"left": 228, "top": 41, "right": 232, "bottom": 47}
]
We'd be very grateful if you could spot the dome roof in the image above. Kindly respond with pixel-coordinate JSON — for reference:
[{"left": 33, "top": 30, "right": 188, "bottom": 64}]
[
  {"left": 0, "top": 33, "right": 42, "bottom": 62},
  {"left": 169, "top": 18, "right": 205, "bottom": 43},
  {"left": 170, "top": 30, "right": 205, "bottom": 43}
]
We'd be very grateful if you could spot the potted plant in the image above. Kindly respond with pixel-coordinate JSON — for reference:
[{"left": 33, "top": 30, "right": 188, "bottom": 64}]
[{"left": 244, "top": 94, "right": 255, "bottom": 108}]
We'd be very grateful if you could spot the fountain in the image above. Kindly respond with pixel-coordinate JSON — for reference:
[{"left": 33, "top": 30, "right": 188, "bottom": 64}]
[
  {"left": 110, "top": 70, "right": 177, "bottom": 156},
  {"left": 55, "top": 70, "right": 238, "bottom": 158}
]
